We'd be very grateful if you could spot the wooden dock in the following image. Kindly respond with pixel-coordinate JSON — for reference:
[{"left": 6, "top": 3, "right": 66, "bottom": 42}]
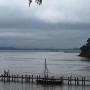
[{"left": 0, "top": 70, "right": 90, "bottom": 86}]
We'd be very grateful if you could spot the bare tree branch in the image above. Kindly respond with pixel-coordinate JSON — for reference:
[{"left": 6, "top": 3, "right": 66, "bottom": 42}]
[
  {"left": 29, "top": 0, "right": 32, "bottom": 7},
  {"left": 29, "top": 0, "right": 42, "bottom": 7}
]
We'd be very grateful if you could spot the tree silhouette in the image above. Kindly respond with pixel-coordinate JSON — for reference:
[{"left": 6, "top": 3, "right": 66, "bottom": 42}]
[
  {"left": 80, "top": 37, "right": 90, "bottom": 57},
  {"left": 29, "top": 0, "right": 42, "bottom": 7}
]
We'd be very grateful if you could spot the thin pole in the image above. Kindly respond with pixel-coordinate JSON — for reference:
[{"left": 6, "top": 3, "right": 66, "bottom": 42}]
[{"left": 44, "top": 58, "right": 48, "bottom": 77}]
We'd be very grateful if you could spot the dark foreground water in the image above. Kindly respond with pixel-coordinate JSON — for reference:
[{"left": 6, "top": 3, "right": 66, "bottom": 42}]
[{"left": 0, "top": 51, "right": 90, "bottom": 90}]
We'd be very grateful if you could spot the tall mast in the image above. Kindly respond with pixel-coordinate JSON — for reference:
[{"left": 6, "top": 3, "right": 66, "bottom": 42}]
[{"left": 44, "top": 58, "right": 48, "bottom": 77}]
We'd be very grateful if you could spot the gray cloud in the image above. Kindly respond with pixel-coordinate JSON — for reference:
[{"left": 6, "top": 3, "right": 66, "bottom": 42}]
[{"left": 0, "top": 18, "right": 90, "bottom": 30}]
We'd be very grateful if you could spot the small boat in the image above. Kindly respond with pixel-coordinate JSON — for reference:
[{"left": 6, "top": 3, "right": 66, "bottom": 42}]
[
  {"left": 36, "top": 79, "right": 63, "bottom": 85},
  {"left": 36, "top": 58, "right": 63, "bottom": 85}
]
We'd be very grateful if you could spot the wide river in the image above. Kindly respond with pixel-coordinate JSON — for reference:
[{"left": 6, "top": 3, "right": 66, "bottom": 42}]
[{"left": 0, "top": 50, "right": 90, "bottom": 90}]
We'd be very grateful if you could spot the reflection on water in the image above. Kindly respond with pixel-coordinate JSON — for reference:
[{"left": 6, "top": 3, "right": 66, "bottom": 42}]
[
  {"left": 0, "top": 51, "right": 90, "bottom": 90},
  {"left": 0, "top": 82, "right": 89, "bottom": 90}
]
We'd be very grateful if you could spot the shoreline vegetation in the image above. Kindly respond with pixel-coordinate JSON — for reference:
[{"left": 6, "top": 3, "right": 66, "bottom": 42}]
[{"left": 79, "top": 38, "right": 90, "bottom": 58}]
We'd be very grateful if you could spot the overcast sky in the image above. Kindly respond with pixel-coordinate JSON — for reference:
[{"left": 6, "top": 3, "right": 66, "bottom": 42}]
[{"left": 0, "top": 0, "right": 90, "bottom": 49}]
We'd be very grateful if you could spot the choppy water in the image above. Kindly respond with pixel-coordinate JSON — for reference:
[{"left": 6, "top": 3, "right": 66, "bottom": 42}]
[{"left": 0, "top": 50, "right": 90, "bottom": 90}]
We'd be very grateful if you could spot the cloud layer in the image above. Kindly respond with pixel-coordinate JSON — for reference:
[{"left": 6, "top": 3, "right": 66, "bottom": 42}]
[{"left": 0, "top": 0, "right": 90, "bottom": 49}]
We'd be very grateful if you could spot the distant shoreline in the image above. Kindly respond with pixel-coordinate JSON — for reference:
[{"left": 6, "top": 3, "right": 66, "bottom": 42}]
[
  {"left": 0, "top": 47, "right": 80, "bottom": 50},
  {"left": 0, "top": 48, "right": 80, "bottom": 53}
]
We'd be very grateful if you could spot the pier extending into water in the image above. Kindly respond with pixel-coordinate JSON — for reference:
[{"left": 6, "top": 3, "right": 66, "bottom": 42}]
[{"left": 0, "top": 70, "right": 90, "bottom": 86}]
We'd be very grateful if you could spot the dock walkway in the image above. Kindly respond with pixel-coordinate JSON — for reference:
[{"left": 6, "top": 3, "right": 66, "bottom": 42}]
[{"left": 0, "top": 71, "right": 90, "bottom": 86}]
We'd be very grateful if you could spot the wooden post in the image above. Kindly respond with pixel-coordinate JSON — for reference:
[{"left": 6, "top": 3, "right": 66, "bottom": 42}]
[
  {"left": 68, "top": 77, "right": 69, "bottom": 85},
  {"left": 39, "top": 75, "right": 40, "bottom": 81},
  {"left": 70, "top": 76, "right": 72, "bottom": 85},
  {"left": 25, "top": 74, "right": 26, "bottom": 82},
  {"left": 11, "top": 74, "right": 14, "bottom": 82},
  {"left": 14, "top": 75, "right": 16, "bottom": 82},
  {"left": 3, "top": 74, "right": 5, "bottom": 82},
  {"left": 29, "top": 75, "right": 31, "bottom": 82},
  {"left": 82, "top": 77, "right": 84, "bottom": 86},
  {"left": 27, "top": 75, "right": 29, "bottom": 82},
  {"left": 28, "top": 75, "right": 30, "bottom": 83},
  {"left": 21, "top": 75, "right": 24, "bottom": 83},
  {"left": 77, "top": 77, "right": 79, "bottom": 86},
  {"left": 1, "top": 74, "right": 3, "bottom": 81},
  {"left": 37, "top": 75, "right": 38, "bottom": 81},
  {"left": 75, "top": 77, "right": 77, "bottom": 86},
  {"left": 17, "top": 74, "right": 19, "bottom": 82},
  {"left": 84, "top": 77, "right": 85, "bottom": 86},
  {"left": 7, "top": 74, "right": 8, "bottom": 82},
  {"left": 8, "top": 75, "right": 10, "bottom": 82},
  {"left": 32, "top": 75, "right": 33, "bottom": 82},
  {"left": 52, "top": 77, "right": 54, "bottom": 84},
  {"left": 25, "top": 74, "right": 27, "bottom": 82}
]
